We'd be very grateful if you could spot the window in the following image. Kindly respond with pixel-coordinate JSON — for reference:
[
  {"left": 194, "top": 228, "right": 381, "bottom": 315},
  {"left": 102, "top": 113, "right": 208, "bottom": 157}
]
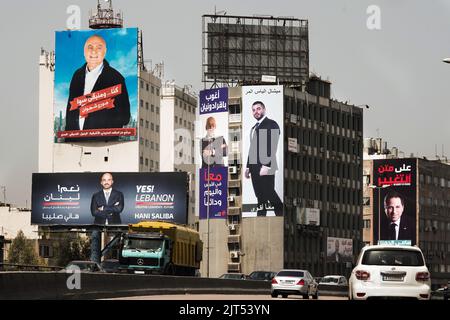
[
  {"left": 145, "top": 158, "right": 149, "bottom": 166},
  {"left": 156, "top": 107, "right": 160, "bottom": 114},
  {"left": 151, "top": 123, "right": 154, "bottom": 131},
  {"left": 156, "top": 161, "right": 159, "bottom": 169},
  {"left": 140, "top": 99, "right": 143, "bottom": 108},
  {"left": 151, "top": 104, "right": 155, "bottom": 112},
  {"left": 145, "top": 121, "right": 149, "bottom": 128},
  {"left": 140, "top": 80, "right": 143, "bottom": 88},
  {"left": 139, "top": 119, "right": 143, "bottom": 126},
  {"left": 151, "top": 86, "right": 155, "bottom": 94},
  {"left": 150, "top": 160, "right": 154, "bottom": 167},
  {"left": 175, "top": 116, "right": 178, "bottom": 123},
  {"left": 146, "top": 83, "right": 149, "bottom": 91},
  {"left": 145, "top": 102, "right": 149, "bottom": 110},
  {"left": 151, "top": 141, "right": 154, "bottom": 149},
  {"left": 156, "top": 143, "right": 159, "bottom": 151},
  {"left": 145, "top": 139, "right": 149, "bottom": 147},
  {"left": 140, "top": 156, "right": 143, "bottom": 165},
  {"left": 156, "top": 125, "right": 159, "bottom": 133},
  {"left": 156, "top": 88, "right": 160, "bottom": 96}
]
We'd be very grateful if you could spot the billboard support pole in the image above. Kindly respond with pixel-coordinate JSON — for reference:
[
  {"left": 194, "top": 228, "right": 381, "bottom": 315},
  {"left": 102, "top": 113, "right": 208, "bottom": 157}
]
[{"left": 90, "top": 228, "right": 101, "bottom": 263}]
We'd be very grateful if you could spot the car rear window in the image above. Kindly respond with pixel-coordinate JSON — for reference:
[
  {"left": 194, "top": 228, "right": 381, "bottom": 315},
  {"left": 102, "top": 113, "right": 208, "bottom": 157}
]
[
  {"left": 362, "top": 249, "right": 425, "bottom": 266},
  {"left": 277, "top": 271, "right": 304, "bottom": 277},
  {"left": 320, "top": 277, "right": 339, "bottom": 283}
]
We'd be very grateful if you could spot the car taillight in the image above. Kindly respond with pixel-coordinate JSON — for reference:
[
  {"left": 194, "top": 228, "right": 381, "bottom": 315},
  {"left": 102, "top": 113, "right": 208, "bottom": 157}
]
[
  {"left": 355, "top": 270, "right": 370, "bottom": 280},
  {"left": 296, "top": 279, "right": 305, "bottom": 286},
  {"left": 416, "top": 272, "right": 430, "bottom": 281},
  {"left": 271, "top": 278, "right": 278, "bottom": 284}
]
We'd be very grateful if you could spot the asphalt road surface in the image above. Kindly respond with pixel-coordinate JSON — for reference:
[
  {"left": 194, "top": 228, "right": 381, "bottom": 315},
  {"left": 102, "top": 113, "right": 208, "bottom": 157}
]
[{"left": 107, "top": 294, "right": 347, "bottom": 300}]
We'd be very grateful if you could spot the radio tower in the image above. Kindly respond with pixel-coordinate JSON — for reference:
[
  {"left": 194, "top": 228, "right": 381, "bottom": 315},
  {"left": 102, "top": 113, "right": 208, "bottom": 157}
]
[{"left": 89, "top": 0, "right": 123, "bottom": 29}]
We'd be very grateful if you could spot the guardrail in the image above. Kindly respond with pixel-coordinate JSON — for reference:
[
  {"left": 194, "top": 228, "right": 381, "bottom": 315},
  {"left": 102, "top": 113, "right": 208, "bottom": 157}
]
[
  {"left": 0, "top": 272, "right": 271, "bottom": 300},
  {"left": 0, "top": 263, "right": 63, "bottom": 272}
]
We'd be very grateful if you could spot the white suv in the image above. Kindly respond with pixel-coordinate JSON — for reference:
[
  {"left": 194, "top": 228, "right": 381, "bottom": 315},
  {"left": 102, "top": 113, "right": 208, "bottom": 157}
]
[{"left": 349, "top": 245, "right": 431, "bottom": 300}]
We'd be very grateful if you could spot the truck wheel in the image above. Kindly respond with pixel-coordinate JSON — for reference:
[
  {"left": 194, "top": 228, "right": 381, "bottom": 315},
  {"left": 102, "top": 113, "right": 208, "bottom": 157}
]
[{"left": 164, "top": 263, "right": 175, "bottom": 275}]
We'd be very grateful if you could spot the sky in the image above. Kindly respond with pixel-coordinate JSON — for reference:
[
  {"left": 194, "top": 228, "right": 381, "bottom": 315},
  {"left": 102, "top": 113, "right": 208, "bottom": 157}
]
[{"left": 0, "top": 0, "right": 449, "bottom": 207}]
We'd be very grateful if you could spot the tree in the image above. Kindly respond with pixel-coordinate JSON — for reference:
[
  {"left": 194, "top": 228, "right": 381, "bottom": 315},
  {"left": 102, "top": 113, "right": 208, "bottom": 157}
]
[
  {"left": 8, "top": 230, "right": 39, "bottom": 265},
  {"left": 57, "top": 234, "right": 91, "bottom": 267}
]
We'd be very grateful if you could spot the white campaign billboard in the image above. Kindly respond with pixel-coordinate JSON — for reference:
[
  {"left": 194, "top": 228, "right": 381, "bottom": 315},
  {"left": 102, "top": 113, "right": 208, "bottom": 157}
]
[{"left": 241, "top": 86, "right": 284, "bottom": 218}]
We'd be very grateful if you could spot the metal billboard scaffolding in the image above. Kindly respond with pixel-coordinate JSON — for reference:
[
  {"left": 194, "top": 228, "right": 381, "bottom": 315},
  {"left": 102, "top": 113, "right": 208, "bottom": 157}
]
[{"left": 202, "top": 14, "right": 309, "bottom": 88}]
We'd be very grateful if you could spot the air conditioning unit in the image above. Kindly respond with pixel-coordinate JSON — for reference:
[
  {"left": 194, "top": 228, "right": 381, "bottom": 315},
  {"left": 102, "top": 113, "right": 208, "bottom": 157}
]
[
  {"left": 229, "top": 166, "right": 237, "bottom": 174},
  {"left": 230, "top": 251, "right": 239, "bottom": 259},
  {"left": 228, "top": 196, "right": 235, "bottom": 202},
  {"left": 228, "top": 224, "right": 236, "bottom": 231},
  {"left": 315, "top": 174, "right": 320, "bottom": 181}
]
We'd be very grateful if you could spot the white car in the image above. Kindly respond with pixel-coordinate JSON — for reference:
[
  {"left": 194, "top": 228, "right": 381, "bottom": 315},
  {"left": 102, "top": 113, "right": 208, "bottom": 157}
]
[
  {"left": 349, "top": 245, "right": 431, "bottom": 300},
  {"left": 271, "top": 269, "right": 318, "bottom": 299}
]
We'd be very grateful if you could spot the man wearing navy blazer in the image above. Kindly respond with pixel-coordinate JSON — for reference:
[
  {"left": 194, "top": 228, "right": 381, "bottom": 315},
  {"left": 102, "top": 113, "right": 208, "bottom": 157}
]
[
  {"left": 245, "top": 101, "right": 283, "bottom": 216},
  {"left": 380, "top": 190, "right": 415, "bottom": 244},
  {"left": 90, "top": 172, "right": 124, "bottom": 225},
  {"left": 64, "top": 35, "right": 130, "bottom": 141}
]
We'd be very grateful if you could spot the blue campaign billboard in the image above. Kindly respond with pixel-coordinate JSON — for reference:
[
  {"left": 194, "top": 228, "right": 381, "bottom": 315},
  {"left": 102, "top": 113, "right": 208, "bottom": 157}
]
[
  {"left": 54, "top": 28, "right": 138, "bottom": 142},
  {"left": 198, "top": 88, "right": 228, "bottom": 220},
  {"left": 31, "top": 172, "right": 188, "bottom": 226}
]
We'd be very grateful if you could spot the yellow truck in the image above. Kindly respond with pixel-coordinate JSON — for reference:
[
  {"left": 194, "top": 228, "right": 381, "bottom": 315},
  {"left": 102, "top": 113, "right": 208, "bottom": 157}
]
[{"left": 118, "top": 221, "right": 202, "bottom": 276}]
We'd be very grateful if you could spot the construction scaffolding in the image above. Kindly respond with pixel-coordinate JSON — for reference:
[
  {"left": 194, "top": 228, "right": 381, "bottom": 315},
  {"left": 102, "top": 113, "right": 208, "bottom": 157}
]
[{"left": 202, "top": 14, "right": 309, "bottom": 88}]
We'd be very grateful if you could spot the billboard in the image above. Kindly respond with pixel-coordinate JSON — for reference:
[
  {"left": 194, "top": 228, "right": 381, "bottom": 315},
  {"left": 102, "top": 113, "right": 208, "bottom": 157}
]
[
  {"left": 372, "top": 159, "right": 417, "bottom": 245},
  {"left": 198, "top": 88, "right": 228, "bottom": 219},
  {"left": 54, "top": 28, "right": 138, "bottom": 142},
  {"left": 242, "top": 85, "right": 284, "bottom": 217},
  {"left": 327, "top": 237, "right": 353, "bottom": 263},
  {"left": 31, "top": 172, "right": 188, "bottom": 226},
  {"left": 203, "top": 15, "right": 309, "bottom": 85}
]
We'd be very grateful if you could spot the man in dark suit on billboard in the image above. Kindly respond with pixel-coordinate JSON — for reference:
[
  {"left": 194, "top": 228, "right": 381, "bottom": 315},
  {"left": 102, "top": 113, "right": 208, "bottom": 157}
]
[
  {"left": 380, "top": 190, "right": 415, "bottom": 242},
  {"left": 330, "top": 239, "right": 342, "bottom": 263},
  {"left": 91, "top": 172, "right": 124, "bottom": 225},
  {"left": 244, "top": 101, "right": 283, "bottom": 216},
  {"left": 64, "top": 34, "right": 130, "bottom": 140}
]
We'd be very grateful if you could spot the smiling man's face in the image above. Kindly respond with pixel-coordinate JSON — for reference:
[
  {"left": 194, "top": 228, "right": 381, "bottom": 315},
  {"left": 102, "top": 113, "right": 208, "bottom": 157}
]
[{"left": 84, "top": 36, "right": 106, "bottom": 71}]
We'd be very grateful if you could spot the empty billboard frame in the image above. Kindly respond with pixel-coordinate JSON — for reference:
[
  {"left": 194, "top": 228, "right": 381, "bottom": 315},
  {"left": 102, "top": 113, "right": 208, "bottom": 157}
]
[{"left": 202, "top": 14, "right": 309, "bottom": 86}]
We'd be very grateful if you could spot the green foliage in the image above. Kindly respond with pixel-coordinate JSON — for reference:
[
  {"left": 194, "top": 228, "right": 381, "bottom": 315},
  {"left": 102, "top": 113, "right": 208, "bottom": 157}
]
[
  {"left": 8, "top": 230, "right": 39, "bottom": 265},
  {"left": 57, "top": 234, "right": 91, "bottom": 267}
]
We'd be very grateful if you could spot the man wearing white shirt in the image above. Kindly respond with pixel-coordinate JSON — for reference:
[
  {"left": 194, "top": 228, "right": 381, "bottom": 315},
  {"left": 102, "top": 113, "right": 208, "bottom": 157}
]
[
  {"left": 64, "top": 35, "right": 130, "bottom": 140},
  {"left": 90, "top": 172, "right": 124, "bottom": 225}
]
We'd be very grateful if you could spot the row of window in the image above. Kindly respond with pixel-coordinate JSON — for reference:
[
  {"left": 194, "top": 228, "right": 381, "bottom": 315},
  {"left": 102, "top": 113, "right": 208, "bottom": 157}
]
[
  {"left": 140, "top": 100, "right": 160, "bottom": 114},
  {"left": 140, "top": 80, "right": 160, "bottom": 96},
  {"left": 139, "top": 157, "right": 159, "bottom": 170},
  {"left": 139, "top": 119, "right": 160, "bottom": 132},
  {"left": 175, "top": 99, "right": 195, "bottom": 114},
  {"left": 174, "top": 116, "right": 195, "bottom": 131},
  {"left": 419, "top": 174, "right": 450, "bottom": 188},
  {"left": 285, "top": 153, "right": 361, "bottom": 180},
  {"left": 285, "top": 124, "right": 362, "bottom": 155},
  {"left": 284, "top": 97, "right": 363, "bottom": 132},
  {"left": 139, "top": 138, "right": 159, "bottom": 151}
]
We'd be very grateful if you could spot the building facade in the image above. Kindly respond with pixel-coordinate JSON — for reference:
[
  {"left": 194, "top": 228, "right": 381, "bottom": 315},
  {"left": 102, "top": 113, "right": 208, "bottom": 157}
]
[
  {"left": 363, "top": 138, "right": 450, "bottom": 288},
  {"left": 200, "top": 78, "right": 364, "bottom": 278}
]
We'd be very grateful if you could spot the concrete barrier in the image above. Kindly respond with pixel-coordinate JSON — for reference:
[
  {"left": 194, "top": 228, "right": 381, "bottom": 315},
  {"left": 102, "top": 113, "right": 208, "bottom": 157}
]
[{"left": 0, "top": 272, "right": 271, "bottom": 300}]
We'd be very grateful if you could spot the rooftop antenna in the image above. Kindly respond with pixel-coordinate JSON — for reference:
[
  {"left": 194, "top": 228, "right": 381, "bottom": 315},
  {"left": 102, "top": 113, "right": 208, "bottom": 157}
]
[{"left": 89, "top": 0, "right": 123, "bottom": 29}]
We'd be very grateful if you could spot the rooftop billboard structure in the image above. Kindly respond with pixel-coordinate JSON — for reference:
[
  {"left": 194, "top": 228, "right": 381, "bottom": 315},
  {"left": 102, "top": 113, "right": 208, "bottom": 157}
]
[{"left": 202, "top": 14, "right": 309, "bottom": 87}]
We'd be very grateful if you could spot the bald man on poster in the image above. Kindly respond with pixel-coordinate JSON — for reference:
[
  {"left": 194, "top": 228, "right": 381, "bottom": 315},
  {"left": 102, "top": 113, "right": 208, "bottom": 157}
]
[{"left": 64, "top": 34, "right": 130, "bottom": 140}]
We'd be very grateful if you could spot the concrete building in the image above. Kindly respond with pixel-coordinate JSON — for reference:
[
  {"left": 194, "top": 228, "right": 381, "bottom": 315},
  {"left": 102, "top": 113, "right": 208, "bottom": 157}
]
[
  {"left": 363, "top": 138, "right": 450, "bottom": 288},
  {"left": 160, "top": 82, "right": 198, "bottom": 227},
  {"left": 200, "top": 77, "right": 365, "bottom": 278}
]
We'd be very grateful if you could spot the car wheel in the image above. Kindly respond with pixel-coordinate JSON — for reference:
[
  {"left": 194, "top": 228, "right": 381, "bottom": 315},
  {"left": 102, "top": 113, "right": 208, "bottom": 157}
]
[
  {"left": 271, "top": 292, "right": 278, "bottom": 298},
  {"left": 281, "top": 294, "right": 288, "bottom": 298}
]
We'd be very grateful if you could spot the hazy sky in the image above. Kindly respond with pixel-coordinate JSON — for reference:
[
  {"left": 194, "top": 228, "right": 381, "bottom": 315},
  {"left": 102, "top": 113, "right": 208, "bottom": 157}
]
[{"left": 1, "top": 0, "right": 449, "bottom": 207}]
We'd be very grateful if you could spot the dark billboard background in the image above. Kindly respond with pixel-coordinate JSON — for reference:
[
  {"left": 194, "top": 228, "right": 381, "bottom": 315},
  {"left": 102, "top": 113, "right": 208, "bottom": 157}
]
[
  {"left": 32, "top": 172, "right": 188, "bottom": 226},
  {"left": 373, "top": 158, "right": 417, "bottom": 245}
]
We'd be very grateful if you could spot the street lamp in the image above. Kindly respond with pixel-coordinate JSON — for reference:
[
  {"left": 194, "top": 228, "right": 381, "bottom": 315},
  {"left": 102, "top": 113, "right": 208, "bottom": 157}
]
[{"left": 369, "top": 184, "right": 389, "bottom": 244}]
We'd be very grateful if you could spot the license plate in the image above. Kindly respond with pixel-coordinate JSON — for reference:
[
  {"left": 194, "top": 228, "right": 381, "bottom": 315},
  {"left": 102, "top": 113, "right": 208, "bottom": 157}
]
[
  {"left": 134, "top": 270, "right": 145, "bottom": 274},
  {"left": 283, "top": 280, "right": 295, "bottom": 284},
  {"left": 382, "top": 276, "right": 403, "bottom": 281}
]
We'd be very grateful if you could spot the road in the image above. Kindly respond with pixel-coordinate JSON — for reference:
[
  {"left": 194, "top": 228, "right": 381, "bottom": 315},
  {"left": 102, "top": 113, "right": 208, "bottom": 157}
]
[{"left": 107, "top": 294, "right": 347, "bottom": 300}]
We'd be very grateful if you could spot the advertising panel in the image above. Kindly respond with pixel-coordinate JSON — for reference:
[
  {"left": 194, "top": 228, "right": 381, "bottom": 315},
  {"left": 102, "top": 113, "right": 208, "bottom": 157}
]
[
  {"left": 54, "top": 28, "right": 138, "bottom": 142},
  {"left": 327, "top": 237, "right": 353, "bottom": 263},
  {"left": 198, "top": 88, "right": 228, "bottom": 219},
  {"left": 242, "top": 85, "right": 284, "bottom": 217},
  {"left": 31, "top": 172, "right": 187, "bottom": 225},
  {"left": 372, "top": 158, "right": 417, "bottom": 245}
]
